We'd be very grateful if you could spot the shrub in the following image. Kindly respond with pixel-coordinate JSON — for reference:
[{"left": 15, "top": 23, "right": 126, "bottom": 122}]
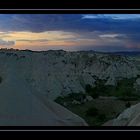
[
  {"left": 69, "top": 92, "right": 86, "bottom": 102},
  {"left": 118, "top": 96, "right": 138, "bottom": 101},
  {"left": 85, "top": 84, "right": 92, "bottom": 93},
  {"left": 89, "top": 90, "right": 99, "bottom": 99},
  {"left": 54, "top": 96, "right": 64, "bottom": 105},
  {"left": 85, "top": 84, "right": 99, "bottom": 99},
  {"left": 66, "top": 74, "right": 69, "bottom": 77},
  {"left": 97, "top": 114, "right": 107, "bottom": 122},
  {"left": 86, "top": 107, "right": 98, "bottom": 117},
  {"left": 0, "top": 76, "right": 2, "bottom": 83},
  {"left": 116, "top": 78, "right": 136, "bottom": 97},
  {"left": 62, "top": 60, "right": 66, "bottom": 64},
  {"left": 125, "top": 102, "right": 131, "bottom": 108}
]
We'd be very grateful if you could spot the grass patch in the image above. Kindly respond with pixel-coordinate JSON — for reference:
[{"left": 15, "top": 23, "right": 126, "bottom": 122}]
[
  {"left": 86, "top": 107, "right": 98, "bottom": 117},
  {"left": 58, "top": 99, "right": 134, "bottom": 126}
]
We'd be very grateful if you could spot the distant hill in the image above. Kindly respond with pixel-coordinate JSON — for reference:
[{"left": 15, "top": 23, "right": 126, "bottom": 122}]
[{"left": 109, "top": 51, "right": 140, "bottom": 56}]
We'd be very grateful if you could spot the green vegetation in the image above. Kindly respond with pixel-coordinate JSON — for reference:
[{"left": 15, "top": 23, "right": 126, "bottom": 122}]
[
  {"left": 55, "top": 95, "right": 138, "bottom": 126},
  {"left": 86, "top": 107, "right": 98, "bottom": 117},
  {"left": 125, "top": 102, "right": 131, "bottom": 108},
  {"left": 55, "top": 77, "right": 140, "bottom": 126},
  {"left": 55, "top": 92, "right": 86, "bottom": 106},
  {"left": 85, "top": 84, "right": 92, "bottom": 93},
  {"left": 85, "top": 79, "right": 108, "bottom": 98},
  {"left": 85, "top": 107, "right": 107, "bottom": 124},
  {"left": 85, "top": 77, "right": 139, "bottom": 100},
  {"left": 97, "top": 114, "right": 107, "bottom": 122}
]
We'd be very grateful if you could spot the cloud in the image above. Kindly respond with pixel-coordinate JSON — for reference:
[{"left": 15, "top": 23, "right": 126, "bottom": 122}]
[
  {"left": 0, "top": 39, "right": 15, "bottom": 46},
  {"left": 82, "top": 14, "right": 140, "bottom": 20},
  {"left": 17, "top": 39, "right": 48, "bottom": 43},
  {"left": 99, "top": 33, "right": 127, "bottom": 39}
]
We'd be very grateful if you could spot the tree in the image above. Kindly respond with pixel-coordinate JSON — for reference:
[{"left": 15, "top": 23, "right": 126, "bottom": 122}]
[
  {"left": 125, "top": 102, "right": 131, "bottom": 108},
  {"left": 86, "top": 107, "right": 98, "bottom": 117},
  {"left": 85, "top": 84, "right": 92, "bottom": 93}
]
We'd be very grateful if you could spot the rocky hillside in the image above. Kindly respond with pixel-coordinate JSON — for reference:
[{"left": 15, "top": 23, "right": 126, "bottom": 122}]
[
  {"left": 0, "top": 49, "right": 140, "bottom": 126},
  {"left": 0, "top": 49, "right": 140, "bottom": 100},
  {"left": 0, "top": 49, "right": 88, "bottom": 126}
]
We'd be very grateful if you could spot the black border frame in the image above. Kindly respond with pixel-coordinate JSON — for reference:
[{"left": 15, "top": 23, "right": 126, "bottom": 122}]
[
  {"left": 0, "top": 1, "right": 140, "bottom": 9},
  {"left": 1, "top": 9, "right": 140, "bottom": 14}
]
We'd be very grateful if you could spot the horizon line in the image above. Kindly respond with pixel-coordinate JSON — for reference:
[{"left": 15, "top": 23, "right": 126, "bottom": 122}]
[{"left": 1, "top": 48, "right": 140, "bottom": 53}]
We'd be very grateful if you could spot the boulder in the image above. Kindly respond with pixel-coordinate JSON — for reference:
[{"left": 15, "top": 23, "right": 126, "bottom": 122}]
[
  {"left": 86, "top": 96, "right": 94, "bottom": 101},
  {"left": 72, "top": 100, "right": 81, "bottom": 105}
]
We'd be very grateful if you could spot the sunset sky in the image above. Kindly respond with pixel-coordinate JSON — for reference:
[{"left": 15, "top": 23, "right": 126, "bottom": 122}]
[{"left": 0, "top": 14, "right": 140, "bottom": 52}]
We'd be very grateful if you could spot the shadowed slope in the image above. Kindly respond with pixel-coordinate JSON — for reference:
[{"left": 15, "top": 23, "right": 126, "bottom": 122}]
[{"left": 0, "top": 63, "right": 87, "bottom": 126}]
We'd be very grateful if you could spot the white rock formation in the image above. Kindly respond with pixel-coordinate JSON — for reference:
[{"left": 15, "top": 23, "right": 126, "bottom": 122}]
[
  {"left": 0, "top": 49, "right": 139, "bottom": 100},
  {"left": 134, "top": 78, "right": 140, "bottom": 92},
  {"left": 85, "top": 95, "right": 94, "bottom": 101},
  {"left": 72, "top": 100, "right": 81, "bottom": 105}
]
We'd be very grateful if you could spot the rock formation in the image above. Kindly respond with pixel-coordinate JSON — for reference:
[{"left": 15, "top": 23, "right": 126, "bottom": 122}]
[{"left": 0, "top": 49, "right": 139, "bottom": 100}]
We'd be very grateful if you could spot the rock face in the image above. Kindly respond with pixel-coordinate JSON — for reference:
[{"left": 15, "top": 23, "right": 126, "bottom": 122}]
[
  {"left": 0, "top": 49, "right": 139, "bottom": 100},
  {"left": 103, "top": 103, "right": 140, "bottom": 126},
  {"left": 0, "top": 65, "right": 88, "bottom": 126}
]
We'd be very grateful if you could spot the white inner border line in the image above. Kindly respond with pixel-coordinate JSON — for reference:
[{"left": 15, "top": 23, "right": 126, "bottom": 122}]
[{"left": 0, "top": 9, "right": 140, "bottom": 10}]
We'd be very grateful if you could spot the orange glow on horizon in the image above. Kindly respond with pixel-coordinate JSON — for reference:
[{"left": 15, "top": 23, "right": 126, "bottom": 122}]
[{"left": 0, "top": 30, "right": 133, "bottom": 51}]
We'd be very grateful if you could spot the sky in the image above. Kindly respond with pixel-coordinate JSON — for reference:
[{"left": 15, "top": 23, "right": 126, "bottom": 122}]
[{"left": 0, "top": 14, "right": 140, "bottom": 52}]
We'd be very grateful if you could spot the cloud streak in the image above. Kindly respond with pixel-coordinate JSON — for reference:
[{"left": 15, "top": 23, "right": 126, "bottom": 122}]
[
  {"left": 0, "top": 39, "right": 15, "bottom": 46},
  {"left": 82, "top": 14, "right": 140, "bottom": 20}
]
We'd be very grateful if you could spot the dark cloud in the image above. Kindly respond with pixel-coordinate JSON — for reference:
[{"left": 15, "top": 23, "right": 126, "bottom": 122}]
[{"left": 0, "top": 14, "right": 139, "bottom": 33}]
